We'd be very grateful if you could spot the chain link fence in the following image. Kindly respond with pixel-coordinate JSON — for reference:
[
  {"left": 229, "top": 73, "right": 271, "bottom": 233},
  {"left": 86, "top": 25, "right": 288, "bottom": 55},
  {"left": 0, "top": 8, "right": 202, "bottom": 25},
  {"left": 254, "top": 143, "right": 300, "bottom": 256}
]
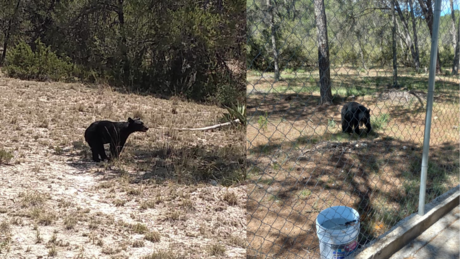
[{"left": 246, "top": 0, "right": 459, "bottom": 258}]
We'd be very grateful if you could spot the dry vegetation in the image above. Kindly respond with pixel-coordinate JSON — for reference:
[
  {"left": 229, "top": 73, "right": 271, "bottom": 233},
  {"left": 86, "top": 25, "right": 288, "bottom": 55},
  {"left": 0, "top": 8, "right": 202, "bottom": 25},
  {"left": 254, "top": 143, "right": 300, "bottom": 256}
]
[
  {"left": 246, "top": 67, "right": 459, "bottom": 258},
  {"left": 0, "top": 70, "right": 246, "bottom": 258}
]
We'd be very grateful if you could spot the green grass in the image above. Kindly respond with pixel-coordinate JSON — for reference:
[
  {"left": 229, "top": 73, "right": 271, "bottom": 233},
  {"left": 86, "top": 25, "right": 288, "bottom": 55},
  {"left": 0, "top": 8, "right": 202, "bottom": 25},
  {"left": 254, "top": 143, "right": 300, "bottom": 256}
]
[
  {"left": 0, "top": 149, "right": 13, "bottom": 164},
  {"left": 257, "top": 178, "right": 274, "bottom": 185},
  {"left": 298, "top": 189, "right": 312, "bottom": 199},
  {"left": 258, "top": 112, "right": 269, "bottom": 131},
  {"left": 268, "top": 195, "right": 281, "bottom": 202},
  {"left": 328, "top": 119, "right": 337, "bottom": 128},
  {"left": 371, "top": 113, "right": 390, "bottom": 131}
]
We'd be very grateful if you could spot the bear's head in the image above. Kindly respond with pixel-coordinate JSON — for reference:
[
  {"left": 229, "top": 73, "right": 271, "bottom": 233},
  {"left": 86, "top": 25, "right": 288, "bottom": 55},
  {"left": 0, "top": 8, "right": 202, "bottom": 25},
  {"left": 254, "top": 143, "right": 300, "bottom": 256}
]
[{"left": 128, "top": 117, "right": 149, "bottom": 132}]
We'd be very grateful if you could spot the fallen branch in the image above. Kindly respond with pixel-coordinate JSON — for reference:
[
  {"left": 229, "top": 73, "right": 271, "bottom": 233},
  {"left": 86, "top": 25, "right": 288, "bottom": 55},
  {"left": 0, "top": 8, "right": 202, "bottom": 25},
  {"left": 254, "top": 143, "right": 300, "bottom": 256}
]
[
  {"left": 408, "top": 90, "right": 426, "bottom": 110},
  {"left": 167, "top": 119, "right": 241, "bottom": 131},
  {"left": 302, "top": 141, "right": 349, "bottom": 153}
]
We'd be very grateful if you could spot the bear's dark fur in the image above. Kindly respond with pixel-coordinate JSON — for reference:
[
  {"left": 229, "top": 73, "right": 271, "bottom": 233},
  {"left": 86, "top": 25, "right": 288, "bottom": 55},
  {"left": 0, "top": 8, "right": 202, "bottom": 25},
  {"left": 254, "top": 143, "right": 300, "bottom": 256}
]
[
  {"left": 341, "top": 102, "right": 372, "bottom": 135},
  {"left": 84, "top": 117, "right": 148, "bottom": 162}
]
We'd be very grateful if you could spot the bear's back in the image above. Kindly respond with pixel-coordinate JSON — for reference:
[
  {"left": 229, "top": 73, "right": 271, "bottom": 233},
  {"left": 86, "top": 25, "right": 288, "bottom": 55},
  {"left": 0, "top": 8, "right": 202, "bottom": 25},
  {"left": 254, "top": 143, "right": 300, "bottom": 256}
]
[{"left": 85, "top": 120, "right": 126, "bottom": 144}]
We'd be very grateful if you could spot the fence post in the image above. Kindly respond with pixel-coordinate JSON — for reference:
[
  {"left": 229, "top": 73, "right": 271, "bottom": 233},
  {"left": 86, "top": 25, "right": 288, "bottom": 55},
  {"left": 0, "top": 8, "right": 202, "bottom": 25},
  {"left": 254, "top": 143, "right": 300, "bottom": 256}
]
[{"left": 418, "top": 0, "right": 442, "bottom": 216}]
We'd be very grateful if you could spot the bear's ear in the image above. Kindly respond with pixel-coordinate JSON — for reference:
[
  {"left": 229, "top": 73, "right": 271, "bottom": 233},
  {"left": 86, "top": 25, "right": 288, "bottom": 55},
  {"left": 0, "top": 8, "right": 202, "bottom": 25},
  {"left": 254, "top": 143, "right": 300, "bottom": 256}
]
[
  {"left": 368, "top": 109, "right": 371, "bottom": 113},
  {"left": 128, "top": 117, "right": 134, "bottom": 123}
]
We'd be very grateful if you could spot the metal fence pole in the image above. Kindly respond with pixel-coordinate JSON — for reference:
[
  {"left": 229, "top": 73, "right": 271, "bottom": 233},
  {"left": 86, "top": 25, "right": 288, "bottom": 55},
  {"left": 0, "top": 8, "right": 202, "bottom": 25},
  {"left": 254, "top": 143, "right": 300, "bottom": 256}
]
[{"left": 418, "top": 0, "right": 443, "bottom": 216}]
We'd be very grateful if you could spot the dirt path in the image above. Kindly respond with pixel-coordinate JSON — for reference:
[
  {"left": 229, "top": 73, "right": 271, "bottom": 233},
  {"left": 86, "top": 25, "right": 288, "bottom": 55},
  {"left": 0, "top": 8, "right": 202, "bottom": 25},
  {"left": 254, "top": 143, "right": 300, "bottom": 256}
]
[{"left": 0, "top": 147, "right": 246, "bottom": 259}]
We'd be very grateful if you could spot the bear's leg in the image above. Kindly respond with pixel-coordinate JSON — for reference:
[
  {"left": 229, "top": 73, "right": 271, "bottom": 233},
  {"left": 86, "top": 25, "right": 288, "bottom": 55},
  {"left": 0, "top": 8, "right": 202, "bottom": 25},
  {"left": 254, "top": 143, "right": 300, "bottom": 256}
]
[
  {"left": 354, "top": 124, "right": 361, "bottom": 135},
  {"left": 342, "top": 118, "right": 353, "bottom": 133},
  {"left": 90, "top": 146, "right": 101, "bottom": 162},
  {"left": 96, "top": 144, "right": 108, "bottom": 161},
  {"left": 343, "top": 121, "right": 351, "bottom": 133},
  {"left": 365, "top": 122, "right": 372, "bottom": 133}
]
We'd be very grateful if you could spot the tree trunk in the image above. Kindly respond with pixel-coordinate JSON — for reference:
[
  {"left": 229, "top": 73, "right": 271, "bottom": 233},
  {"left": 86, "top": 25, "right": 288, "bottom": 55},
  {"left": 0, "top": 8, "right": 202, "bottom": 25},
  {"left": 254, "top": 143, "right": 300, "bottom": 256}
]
[
  {"left": 453, "top": 13, "right": 460, "bottom": 75},
  {"left": 267, "top": 0, "right": 280, "bottom": 81},
  {"left": 408, "top": 0, "right": 421, "bottom": 71},
  {"left": 356, "top": 30, "right": 367, "bottom": 70},
  {"left": 0, "top": 0, "right": 21, "bottom": 65},
  {"left": 418, "top": 0, "right": 441, "bottom": 74},
  {"left": 395, "top": 0, "right": 419, "bottom": 70},
  {"left": 314, "top": 0, "right": 332, "bottom": 105},
  {"left": 117, "top": 0, "right": 130, "bottom": 82},
  {"left": 395, "top": 18, "right": 406, "bottom": 54},
  {"left": 392, "top": 0, "right": 398, "bottom": 88},
  {"left": 450, "top": 0, "right": 456, "bottom": 50}
]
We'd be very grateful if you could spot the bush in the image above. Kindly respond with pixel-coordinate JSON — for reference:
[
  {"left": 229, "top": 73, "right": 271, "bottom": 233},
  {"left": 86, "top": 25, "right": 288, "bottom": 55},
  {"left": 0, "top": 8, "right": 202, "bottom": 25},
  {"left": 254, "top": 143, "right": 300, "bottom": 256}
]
[
  {"left": 247, "top": 35, "right": 315, "bottom": 71},
  {"left": 439, "top": 45, "right": 455, "bottom": 65},
  {"left": 0, "top": 149, "right": 13, "bottom": 164},
  {"left": 5, "top": 38, "right": 75, "bottom": 81},
  {"left": 213, "top": 83, "right": 245, "bottom": 107},
  {"left": 222, "top": 102, "right": 246, "bottom": 125},
  {"left": 371, "top": 113, "right": 390, "bottom": 131}
]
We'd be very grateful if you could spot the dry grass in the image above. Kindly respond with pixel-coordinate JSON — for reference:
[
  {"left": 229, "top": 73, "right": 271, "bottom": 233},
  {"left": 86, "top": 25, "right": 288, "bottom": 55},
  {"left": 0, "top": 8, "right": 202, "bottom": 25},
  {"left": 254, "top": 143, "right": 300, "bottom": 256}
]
[
  {"left": 144, "top": 231, "right": 161, "bottom": 243},
  {"left": 0, "top": 72, "right": 246, "bottom": 258},
  {"left": 143, "top": 249, "right": 182, "bottom": 259},
  {"left": 223, "top": 190, "right": 239, "bottom": 205},
  {"left": 247, "top": 67, "right": 459, "bottom": 258}
]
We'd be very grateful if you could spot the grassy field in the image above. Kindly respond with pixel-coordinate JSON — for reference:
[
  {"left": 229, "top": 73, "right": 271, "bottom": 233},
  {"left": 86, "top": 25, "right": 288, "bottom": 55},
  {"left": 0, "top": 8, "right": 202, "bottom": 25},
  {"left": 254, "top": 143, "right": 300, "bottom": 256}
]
[
  {"left": 0, "top": 70, "right": 246, "bottom": 258},
  {"left": 246, "top": 66, "right": 459, "bottom": 258}
]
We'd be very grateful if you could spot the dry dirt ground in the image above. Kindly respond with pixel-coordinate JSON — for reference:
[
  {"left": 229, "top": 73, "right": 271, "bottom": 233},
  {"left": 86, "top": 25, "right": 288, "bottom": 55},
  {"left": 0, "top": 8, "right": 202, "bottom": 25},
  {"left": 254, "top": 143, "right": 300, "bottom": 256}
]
[
  {"left": 246, "top": 67, "right": 459, "bottom": 259},
  {"left": 0, "top": 71, "right": 246, "bottom": 259}
]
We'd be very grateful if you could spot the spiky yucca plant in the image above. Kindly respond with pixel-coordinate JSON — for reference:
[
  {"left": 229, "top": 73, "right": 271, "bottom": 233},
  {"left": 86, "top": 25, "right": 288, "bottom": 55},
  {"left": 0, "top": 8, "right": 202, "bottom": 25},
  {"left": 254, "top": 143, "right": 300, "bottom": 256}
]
[{"left": 222, "top": 102, "right": 246, "bottom": 126}]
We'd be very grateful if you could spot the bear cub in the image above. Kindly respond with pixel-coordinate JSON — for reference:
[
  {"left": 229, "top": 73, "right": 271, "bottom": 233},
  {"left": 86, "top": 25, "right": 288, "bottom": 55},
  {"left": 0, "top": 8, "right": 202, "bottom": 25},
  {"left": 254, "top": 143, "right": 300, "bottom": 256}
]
[
  {"left": 341, "top": 102, "right": 372, "bottom": 135},
  {"left": 84, "top": 117, "right": 148, "bottom": 162}
]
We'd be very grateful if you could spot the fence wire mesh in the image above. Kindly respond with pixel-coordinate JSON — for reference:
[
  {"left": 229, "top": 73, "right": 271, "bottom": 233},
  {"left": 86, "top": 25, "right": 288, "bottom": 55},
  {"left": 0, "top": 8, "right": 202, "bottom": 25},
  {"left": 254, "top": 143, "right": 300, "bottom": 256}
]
[{"left": 246, "top": 0, "right": 460, "bottom": 258}]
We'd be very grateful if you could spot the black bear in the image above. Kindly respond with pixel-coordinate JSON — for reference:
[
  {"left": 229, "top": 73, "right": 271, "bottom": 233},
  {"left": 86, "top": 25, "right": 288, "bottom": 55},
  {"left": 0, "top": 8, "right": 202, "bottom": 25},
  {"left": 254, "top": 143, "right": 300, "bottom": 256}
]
[
  {"left": 341, "top": 102, "right": 372, "bottom": 135},
  {"left": 84, "top": 117, "right": 149, "bottom": 162}
]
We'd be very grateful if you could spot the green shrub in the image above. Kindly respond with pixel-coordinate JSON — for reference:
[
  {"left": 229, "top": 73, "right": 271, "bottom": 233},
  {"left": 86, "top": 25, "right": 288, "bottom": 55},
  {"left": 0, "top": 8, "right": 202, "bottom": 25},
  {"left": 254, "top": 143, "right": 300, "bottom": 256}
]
[
  {"left": 222, "top": 102, "right": 246, "bottom": 125},
  {"left": 328, "top": 119, "right": 336, "bottom": 128},
  {"left": 0, "top": 149, "right": 13, "bottom": 164},
  {"left": 5, "top": 39, "right": 75, "bottom": 81},
  {"left": 258, "top": 112, "right": 268, "bottom": 131},
  {"left": 371, "top": 113, "right": 390, "bottom": 131},
  {"left": 213, "top": 83, "right": 244, "bottom": 107}
]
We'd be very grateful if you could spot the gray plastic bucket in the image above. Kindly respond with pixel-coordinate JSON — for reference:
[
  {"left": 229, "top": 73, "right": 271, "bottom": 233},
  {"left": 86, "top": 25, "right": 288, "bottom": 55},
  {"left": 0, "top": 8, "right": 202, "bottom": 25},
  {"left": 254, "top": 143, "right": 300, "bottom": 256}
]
[{"left": 316, "top": 206, "right": 360, "bottom": 259}]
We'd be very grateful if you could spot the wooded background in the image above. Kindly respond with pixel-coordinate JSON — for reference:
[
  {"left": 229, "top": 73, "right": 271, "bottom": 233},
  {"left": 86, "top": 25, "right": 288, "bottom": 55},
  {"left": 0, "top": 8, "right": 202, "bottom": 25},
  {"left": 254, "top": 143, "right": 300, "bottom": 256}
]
[
  {"left": 0, "top": 0, "right": 246, "bottom": 106},
  {"left": 248, "top": 0, "right": 459, "bottom": 103}
]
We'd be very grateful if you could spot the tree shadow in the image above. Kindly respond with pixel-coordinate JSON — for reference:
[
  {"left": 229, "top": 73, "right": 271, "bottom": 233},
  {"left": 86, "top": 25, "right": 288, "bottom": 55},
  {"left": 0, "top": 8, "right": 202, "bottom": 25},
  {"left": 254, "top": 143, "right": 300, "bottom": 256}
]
[{"left": 247, "top": 131, "right": 459, "bottom": 258}]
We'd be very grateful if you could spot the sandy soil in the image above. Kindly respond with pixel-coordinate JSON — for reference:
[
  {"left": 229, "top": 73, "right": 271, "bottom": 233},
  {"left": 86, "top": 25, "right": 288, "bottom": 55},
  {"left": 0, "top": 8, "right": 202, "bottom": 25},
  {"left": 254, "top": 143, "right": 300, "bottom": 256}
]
[{"left": 0, "top": 72, "right": 247, "bottom": 259}]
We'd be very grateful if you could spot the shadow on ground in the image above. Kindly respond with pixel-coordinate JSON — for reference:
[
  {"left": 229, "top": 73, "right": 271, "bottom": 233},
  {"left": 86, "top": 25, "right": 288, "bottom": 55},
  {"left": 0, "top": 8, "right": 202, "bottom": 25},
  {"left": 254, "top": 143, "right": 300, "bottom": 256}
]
[
  {"left": 63, "top": 138, "right": 246, "bottom": 187},
  {"left": 246, "top": 132, "right": 459, "bottom": 258}
]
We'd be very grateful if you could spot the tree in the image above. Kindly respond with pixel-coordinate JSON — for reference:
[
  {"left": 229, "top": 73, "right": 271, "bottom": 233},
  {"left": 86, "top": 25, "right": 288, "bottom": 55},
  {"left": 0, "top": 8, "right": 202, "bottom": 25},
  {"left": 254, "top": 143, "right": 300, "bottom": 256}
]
[
  {"left": 408, "top": 0, "right": 421, "bottom": 71},
  {"left": 0, "top": 0, "right": 21, "bottom": 65},
  {"left": 267, "top": 0, "right": 280, "bottom": 81},
  {"left": 451, "top": 0, "right": 459, "bottom": 75},
  {"left": 1, "top": 0, "right": 246, "bottom": 105},
  {"left": 392, "top": 0, "right": 398, "bottom": 87},
  {"left": 314, "top": 0, "right": 332, "bottom": 105},
  {"left": 417, "top": 0, "right": 441, "bottom": 73},
  {"left": 450, "top": 0, "right": 456, "bottom": 50},
  {"left": 395, "top": 0, "right": 420, "bottom": 70}
]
